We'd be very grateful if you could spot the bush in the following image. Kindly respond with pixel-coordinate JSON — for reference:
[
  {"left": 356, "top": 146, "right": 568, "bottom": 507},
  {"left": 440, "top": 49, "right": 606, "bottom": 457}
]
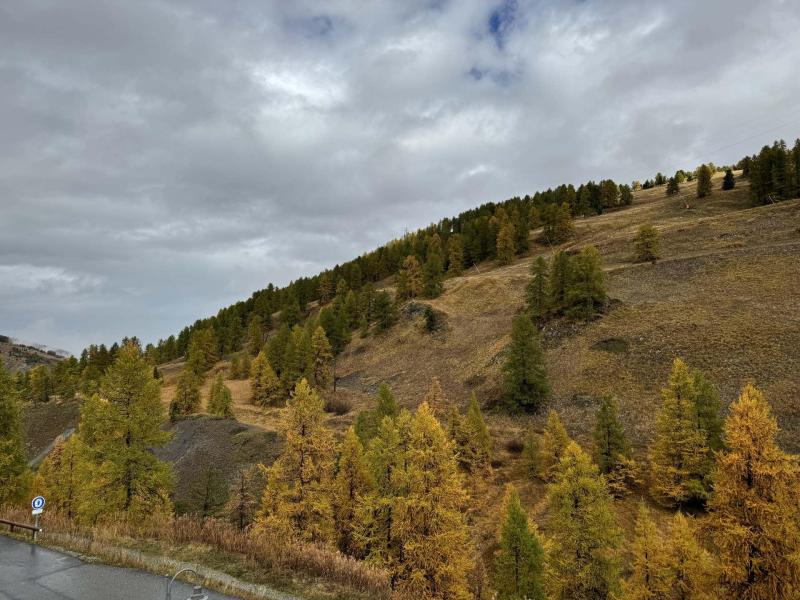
[
  {"left": 506, "top": 438, "right": 525, "bottom": 454},
  {"left": 324, "top": 395, "right": 352, "bottom": 416}
]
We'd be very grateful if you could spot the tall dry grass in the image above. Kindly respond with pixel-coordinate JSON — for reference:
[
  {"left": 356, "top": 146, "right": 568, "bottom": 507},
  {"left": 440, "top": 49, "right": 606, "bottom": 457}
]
[{"left": 0, "top": 506, "right": 390, "bottom": 599}]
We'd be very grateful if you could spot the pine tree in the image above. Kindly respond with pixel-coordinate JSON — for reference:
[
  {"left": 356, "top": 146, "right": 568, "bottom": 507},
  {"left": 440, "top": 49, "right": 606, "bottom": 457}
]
[
  {"left": 392, "top": 403, "right": 473, "bottom": 599},
  {"left": 549, "top": 251, "right": 573, "bottom": 313},
  {"left": 722, "top": 168, "right": 735, "bottom": 190},
  {"left": 666, "top": 177, "right": 679, "bottom": 196},
  {"left": 497, "top": 220, "right": 517, "bottom": 265},
  {"left": 593, "top": 395, "right": 629, "bottom": 475},
  {"left": 310, "top": 326, "right": 333, "bottom": 390},
  {"left": 525, "top": 256, "right": 550, "bottom": 322},
  {"left": 208, "top": 372, "right": 234, "bottom": 418},
  {"left": 250, "top": 351, "right": 282, "bottom": 407},
  {"left": 493, "top": 484, "right": 546, "bottom": 600},
  {"left": 691, "top": 367, "right": 723, "bottom": 451},
  {"left": 708, "top": 384, "right": 800, "bottom": 599},
  {"left": 257, "top": 379, "right": 335, "bottom": 542},
  {"left": 648, "top": 358, "right": 712, "bottom": 507},
  {"left": 0, "top": 367, "right": 30, "bottom": 504},
  {"left": 696, "top": 164, "right": 713, "bottom": 198},
  {"left": 37, "top": 436, "right": 81, "bottom": 519},
  {"left": 547, "top": 442, "right": 621, "bottom": 600},
  {"left": 355, "top": 383, "right": 399, "bottom": 443},
  {"left": 423, "top": 248, "right": 445, "bottom": 299},
  {"left": 332, "top": 427, "right": 373, "bottom": 555},
  {"left": 566, "top": 245, "right": 606, "bottom": 320},
  {"left": 76, "top": 343, "right": 173, "bottom": 523},
  {"left": 457, "top": 393, "right": 492, "bottom": 473},
  {"left": 503, "top": 313, "right": 549, "bottom": 413},
  {"left": 169, "top": 368, "right": 201, "bottom": 421},
  {"left": 374, "top": 291, "right": 397, "bottom": 330},
  {"left": 540, "top": 410, "right": 571, "bottom": 481},
  {"left": 246, "top": 314, "right": 265, "bottom": 356},
  {"left": 660, "top": 512, "right": 718, "bottom": 600},
  {"left": 397, "top": 255, "right": 423, "bottom": 300},
  {"left": 447, "top": 234, "right": 465, "bottom": 277},
  {"left": 318, "top": 272, "right": 334, "bottom": 304},
  {"left": 634, "top": 224, "right": 661, "bottom": 262},
  {"left": 186, "top": 327, "right": 218, "bottom": 375},
  {"left": 521, "top": 426, "right": 541, "bottom": 479},
  {"left": 621, "top": 502, "right": 667, "bottom": 600}
]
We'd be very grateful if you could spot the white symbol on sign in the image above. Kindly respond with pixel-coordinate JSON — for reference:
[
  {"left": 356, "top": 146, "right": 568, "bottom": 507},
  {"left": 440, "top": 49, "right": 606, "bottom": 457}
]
[{"left": 31, "top": 496, "right": 45, "bottom": 511}]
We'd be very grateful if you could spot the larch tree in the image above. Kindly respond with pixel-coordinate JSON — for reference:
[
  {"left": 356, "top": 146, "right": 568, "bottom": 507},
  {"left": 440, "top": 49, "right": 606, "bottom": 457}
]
[
  {"left": 186, "top": 327, "right": 218, "bottom": 376},
  {"left": 593, "top": 395, "right": 630, "bottom": 475},
  {"left": 525, "top": 256, "right": 550, "bottom": 322},
  {"left": 547, "top": 442, "right": 622, "bottom": 600},
  {"left": 493, "top": 484, "right": 546, "bottom": 600},
  {"left": 423, "top": 376, "right": 448, "bottom": 416},
  {"left": 566, "top": 245, "right": 606, "bottom": 320},
  {"left": 622, "top": 502, "right": 667, "bottom": 600},
  {"left": 649, "top": 358, "right": 714, "bottom": 507},
  {"left": 246, "top": 314, "right": 265, "bottom": 356},
  {"left": 256, "top": 379, "right": 335, "bottom": 543},
  {"left": 226, "top": 464, "right": 264, "bottom": 531},
  {"left": 392, "top": 402, "right": 474, "bottom": 600},
  {"left": 696, "top": 164, "right": 713, "bottom": 198},
  {"left": 503, "top": 313, "right": 549, "bottom": 413},
  {"left": 332, "top": 427, "right": 373, "bottom": 555},
  {"left": 447, "top": 234, "right": 465, "bottom": 277},
  {"left": 633, "top": 224, "right": 661, "bottom": 263},
  {"left": 540, "top": 410, "right": 571, "bottom": 481},
  {"left": 521, "top": 426, "right": 541, "bottom": 479},
  {"left": 76, "top": 343, "right": 174, "bottom": 523},
  {"left": 708, "top": 384, "right": 800, "bottom": 599},
  {"left": 0, "top": 367, "right": 30, "bottom": 505},
  {"left": 250, "top": 350, "right": 282, "bottom": 407},
  {"left": 497, "top": 220, "right": 517, "bottom": 265},
  {"left": 660, "top": 512, "right": 718, "bottom": 600},
  {"left": 397, "top": 255, "right": 424, "bottom": 300},
  {"left": 310, "top": 326, "right": 333, "bottom": 390},
  {"left": 457, "top": 393, "right": 493, "bottom": 474},
  {"left": 36, "top": 436, "right": 82, "bottom": 519},
  {"left": 208, "top": 372, "right": 234, "bottom": 418},
  {"left": 169, "top": 368, "right": 201, "bottom": 421}
]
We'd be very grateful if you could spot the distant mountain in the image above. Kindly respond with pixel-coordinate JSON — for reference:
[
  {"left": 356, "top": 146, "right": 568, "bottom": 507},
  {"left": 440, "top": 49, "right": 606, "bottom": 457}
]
[{"left": 0, "top": 335, "right": 66, "bottom": 373}]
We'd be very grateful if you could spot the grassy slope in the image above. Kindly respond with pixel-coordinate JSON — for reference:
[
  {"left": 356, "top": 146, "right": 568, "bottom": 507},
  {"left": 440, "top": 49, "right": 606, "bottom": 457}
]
[{"left": 158, "top": 172, "right": 800, "bottom": 551}]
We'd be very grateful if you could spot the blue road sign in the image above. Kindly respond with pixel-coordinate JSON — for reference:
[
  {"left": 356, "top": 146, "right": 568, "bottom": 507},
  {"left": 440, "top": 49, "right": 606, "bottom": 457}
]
[{"left": 31, "top": 496, "right": 45, "bottom": 511}]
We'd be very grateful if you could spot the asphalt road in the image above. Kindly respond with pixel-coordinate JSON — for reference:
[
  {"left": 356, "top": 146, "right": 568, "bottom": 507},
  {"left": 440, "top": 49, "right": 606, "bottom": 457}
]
[{"left": 0, "top": 535, "right": 239, "bottom": 600}]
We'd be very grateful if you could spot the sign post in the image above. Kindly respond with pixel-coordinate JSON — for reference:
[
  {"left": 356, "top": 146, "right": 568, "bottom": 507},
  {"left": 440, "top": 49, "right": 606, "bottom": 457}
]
[{"left": 31, "top": 496, "right": 45, "bottom": 541}]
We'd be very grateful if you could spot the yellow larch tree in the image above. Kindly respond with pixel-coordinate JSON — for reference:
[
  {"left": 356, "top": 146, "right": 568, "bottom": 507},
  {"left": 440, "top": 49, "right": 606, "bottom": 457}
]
[
  {"left": 392, "top": 402, "right": 474, "bottom": 599},
  {"left": 540, "top": 410, "right": 571, "bottom": 481},
  {"left": 332, "top": 427, "right": 373, "bottom": 555},
  {"left": 256, "top": 379, "right": 335, "bottom": 543},
  {"left": 708, "top": 384, "right": 800, "bottom": 599},
  {"left": 547, "top": 441, "right": 621, "bottom": 600}
]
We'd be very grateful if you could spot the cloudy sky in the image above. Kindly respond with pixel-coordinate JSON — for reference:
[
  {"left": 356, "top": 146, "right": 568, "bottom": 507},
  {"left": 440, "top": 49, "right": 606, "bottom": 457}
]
[{"left": 2, "top": 0, "right": 799, "bottom": 354}]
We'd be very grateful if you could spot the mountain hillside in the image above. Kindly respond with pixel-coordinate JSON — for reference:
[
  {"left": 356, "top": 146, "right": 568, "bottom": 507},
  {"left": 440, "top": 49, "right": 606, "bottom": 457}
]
[{"left": 0, "top": 336, "right": 64, "bottom": 373}]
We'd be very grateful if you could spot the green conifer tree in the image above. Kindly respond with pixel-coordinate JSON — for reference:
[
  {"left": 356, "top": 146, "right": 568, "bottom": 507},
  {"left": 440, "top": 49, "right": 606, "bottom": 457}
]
[
  {"left": 332, "top": 427, "right": 373, "bottom": 555},
  {"left": 593, "top": 396, "right": 629, "bottom": 475},
  {"left": 0, "top": 367, "right": 30, "bottom": 504},
  {"left": 525, "top": 256, "right": 550, "bottom": 322},
  {"left": 565, "top": 245, "right": 606, "bottom": 320},
  {"left": 169, "top": 368, "right": 201, "bottom": 421},
  {"left": 493, "top": 485, "right": 546, "bottom": 600},
  {"left": 208, "top": 372, "right": 234, "bottom": 418},
  {"left": 503, "top": 313, "right": 549, "bottom": 413}
]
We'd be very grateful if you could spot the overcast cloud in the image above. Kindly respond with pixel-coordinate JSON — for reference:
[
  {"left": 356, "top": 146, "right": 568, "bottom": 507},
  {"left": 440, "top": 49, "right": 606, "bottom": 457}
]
[{"left": 1, "top": 0, "right": 799, "bottom": 354}]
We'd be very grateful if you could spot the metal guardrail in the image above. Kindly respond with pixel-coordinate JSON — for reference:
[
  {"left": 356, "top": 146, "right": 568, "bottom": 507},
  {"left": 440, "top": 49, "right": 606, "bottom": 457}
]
[{"left": 0, "top": 518, "right": 42, "bottom": 540}]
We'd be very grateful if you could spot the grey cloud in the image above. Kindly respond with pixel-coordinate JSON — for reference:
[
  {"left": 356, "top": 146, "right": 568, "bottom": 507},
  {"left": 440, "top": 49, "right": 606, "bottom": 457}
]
[{"left": 1, "top": 0, "right": 799, "bottom": 353}]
